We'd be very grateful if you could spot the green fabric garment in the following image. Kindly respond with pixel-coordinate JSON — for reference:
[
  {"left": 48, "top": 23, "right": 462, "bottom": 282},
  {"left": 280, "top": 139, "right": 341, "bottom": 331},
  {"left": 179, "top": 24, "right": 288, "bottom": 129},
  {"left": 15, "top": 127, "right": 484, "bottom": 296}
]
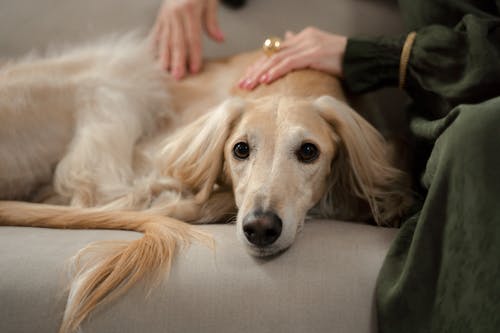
[
  {"left": 344, "top": 0, "right": 500, "bottom": 118},
  {"left": 342, "top": 1, "right": 500, "bottom": 332},
  {"left": 378, "top": 97, "right": 500, "bottom": 333}
]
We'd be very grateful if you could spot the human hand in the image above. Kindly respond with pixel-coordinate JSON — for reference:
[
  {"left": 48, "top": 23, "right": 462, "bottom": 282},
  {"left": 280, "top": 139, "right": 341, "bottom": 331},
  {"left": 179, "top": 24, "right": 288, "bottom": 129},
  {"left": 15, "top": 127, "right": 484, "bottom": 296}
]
[
  {"left": 152, "top": 0, "right": 224, "bottom": 79},
  {"left": 238, "top": 27, "right": 348, "bottom": 90}
]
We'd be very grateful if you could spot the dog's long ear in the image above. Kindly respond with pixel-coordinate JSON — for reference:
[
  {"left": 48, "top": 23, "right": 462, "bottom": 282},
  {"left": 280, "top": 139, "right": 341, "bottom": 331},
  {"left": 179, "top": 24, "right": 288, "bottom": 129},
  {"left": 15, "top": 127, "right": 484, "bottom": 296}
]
[
  {"left": 156, "top": 98, "right": 245, "bottom": 203},
  {"left": 314, "top": 95, "right": 412, "bottom": 226}
]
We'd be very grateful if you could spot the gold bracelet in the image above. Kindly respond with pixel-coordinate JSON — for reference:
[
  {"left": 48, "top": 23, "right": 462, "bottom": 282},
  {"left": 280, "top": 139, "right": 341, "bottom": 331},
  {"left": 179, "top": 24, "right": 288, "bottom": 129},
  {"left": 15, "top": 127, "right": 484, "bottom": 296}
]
[{"left": 399, "top": 31, "right": 417, "bottom": 89}]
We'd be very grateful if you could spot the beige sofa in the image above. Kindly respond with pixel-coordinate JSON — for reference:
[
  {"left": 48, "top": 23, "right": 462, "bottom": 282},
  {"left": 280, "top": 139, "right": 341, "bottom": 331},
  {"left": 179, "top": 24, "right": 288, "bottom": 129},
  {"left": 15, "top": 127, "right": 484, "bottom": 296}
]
[{"left": 0, "top": 1, "right": 407, "bottom": 332}]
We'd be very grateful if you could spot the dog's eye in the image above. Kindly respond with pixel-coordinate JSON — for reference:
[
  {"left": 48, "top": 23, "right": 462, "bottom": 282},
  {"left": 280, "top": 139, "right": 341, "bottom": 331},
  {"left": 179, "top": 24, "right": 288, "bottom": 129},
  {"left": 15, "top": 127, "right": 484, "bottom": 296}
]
[
  {"left": 296, "top": 143, "right": 319, "bottom": 163},
  {"left": 233, "top": 142, "right": 250, "bottom": 160}
]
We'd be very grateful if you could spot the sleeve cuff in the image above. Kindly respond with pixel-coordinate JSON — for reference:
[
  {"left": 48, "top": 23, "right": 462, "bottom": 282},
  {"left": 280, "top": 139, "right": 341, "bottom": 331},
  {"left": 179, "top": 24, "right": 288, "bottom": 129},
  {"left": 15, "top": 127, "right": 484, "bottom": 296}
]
[{"left": 343, "top": 35, "right": 406, "bottom": 93}]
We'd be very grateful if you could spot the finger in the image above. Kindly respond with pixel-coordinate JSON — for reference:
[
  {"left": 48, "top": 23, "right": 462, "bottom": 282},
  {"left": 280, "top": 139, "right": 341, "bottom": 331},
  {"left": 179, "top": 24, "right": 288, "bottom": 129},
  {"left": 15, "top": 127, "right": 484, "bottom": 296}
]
[
  {"left": 281, "top": 31, "right": 301, "bottom": 50},
  {"left": 240, "top": 56, "right": 280, "bottom": 90},
  {"left": 241, "top": 46, "right": 306, "bottom": 90},
  {"left": 239, "top": 55, "right": 267, "bottom": 82},
  {"left": 184, "top": 8, "right": 203, "bottom": 73},
  {"left": 264, "top": 49, "right": 311, "bottom": 84},
  {"left": 238, "top": 55, "right": 270, "bottom": 88},
  {"left": 285, "top": 30, "right": 296, "bottom": 40},
  {"left": 170, "top": 14, "right": 187, "bottom": 79},
  {"left": 159, "top": 21, "right": 171, "bottom": 71},
  {"left": 149, "top": 22, "right": 161, "bottom": 57},
  {"left": 205, "top": 0, "right": 224, "bottom": 41}
]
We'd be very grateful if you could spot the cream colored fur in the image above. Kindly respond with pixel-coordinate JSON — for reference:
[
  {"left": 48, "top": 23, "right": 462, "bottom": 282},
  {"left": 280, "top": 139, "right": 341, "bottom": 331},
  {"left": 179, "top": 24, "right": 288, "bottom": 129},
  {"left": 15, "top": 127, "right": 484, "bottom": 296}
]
[{"left": 0, "top": 35, "right": 413, "bottom": 333}]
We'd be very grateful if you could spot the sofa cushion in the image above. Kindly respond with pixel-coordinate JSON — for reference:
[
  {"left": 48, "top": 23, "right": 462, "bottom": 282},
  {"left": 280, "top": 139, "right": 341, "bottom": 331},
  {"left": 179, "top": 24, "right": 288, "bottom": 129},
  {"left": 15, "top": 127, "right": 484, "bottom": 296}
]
[{"left": 0, "top": 221, "right": 397, "bottom": 333}]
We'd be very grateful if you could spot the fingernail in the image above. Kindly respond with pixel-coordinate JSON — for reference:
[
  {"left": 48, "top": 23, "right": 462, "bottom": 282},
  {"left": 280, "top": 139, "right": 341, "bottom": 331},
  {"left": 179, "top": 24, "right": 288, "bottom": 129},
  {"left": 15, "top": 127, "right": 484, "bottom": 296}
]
[
  {"left": 217, "top": 29, "right": 225, "bottom": 41},
  {"left": 244, "top": 79, "right": 254, "bottom": 90},
  {"left": 240, "top": 78, "right": 250, "bottom": 89},
  {"left": 191, "top": 64, "right": 200, "bottom": 74},
  {"left": 172, "top": 69, "right": 182, "bottom": 80}
]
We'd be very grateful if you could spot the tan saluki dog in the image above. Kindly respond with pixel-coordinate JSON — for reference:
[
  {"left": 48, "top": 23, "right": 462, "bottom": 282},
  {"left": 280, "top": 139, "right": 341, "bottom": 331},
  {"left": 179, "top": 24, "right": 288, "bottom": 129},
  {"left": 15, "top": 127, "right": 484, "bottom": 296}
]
[{"left": 0, "top": 35, "right": 413, "bottom": 333}]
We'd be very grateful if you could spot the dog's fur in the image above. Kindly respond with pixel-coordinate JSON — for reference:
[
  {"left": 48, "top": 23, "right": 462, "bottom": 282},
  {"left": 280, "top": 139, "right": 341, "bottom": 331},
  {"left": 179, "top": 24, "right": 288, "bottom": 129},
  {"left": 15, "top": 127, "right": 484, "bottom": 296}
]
[{"left": 0, "top": 35, "right": 413, "bottom": 333}]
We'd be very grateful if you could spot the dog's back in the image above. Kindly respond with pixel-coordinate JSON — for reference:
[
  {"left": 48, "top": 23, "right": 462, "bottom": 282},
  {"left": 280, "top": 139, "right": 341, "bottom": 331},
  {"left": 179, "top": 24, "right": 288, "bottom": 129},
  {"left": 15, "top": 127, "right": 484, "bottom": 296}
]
[{"left": 0, "top": 36, "right": 173, "bottom": 201}]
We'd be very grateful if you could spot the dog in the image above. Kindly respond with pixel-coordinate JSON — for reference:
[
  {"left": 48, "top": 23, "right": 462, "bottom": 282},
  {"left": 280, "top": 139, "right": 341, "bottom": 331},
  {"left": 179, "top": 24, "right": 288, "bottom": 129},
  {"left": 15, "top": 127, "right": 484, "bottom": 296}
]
[{"left": 0, "top": 35, "right": 413, "bottom": 333}]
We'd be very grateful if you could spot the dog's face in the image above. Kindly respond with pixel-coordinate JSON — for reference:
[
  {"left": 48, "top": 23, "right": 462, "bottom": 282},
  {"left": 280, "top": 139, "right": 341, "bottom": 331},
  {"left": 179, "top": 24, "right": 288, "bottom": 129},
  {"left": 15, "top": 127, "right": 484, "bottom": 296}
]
[{"left": 224, "top": 97, "right": 338, "bottom": 257}]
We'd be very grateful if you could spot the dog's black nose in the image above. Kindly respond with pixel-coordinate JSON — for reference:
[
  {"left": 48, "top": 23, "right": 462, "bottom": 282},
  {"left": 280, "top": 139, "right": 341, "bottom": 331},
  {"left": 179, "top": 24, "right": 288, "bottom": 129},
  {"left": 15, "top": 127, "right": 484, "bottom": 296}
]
[{"left": 243, "top": 211, "right": 282, "bottom": 247}]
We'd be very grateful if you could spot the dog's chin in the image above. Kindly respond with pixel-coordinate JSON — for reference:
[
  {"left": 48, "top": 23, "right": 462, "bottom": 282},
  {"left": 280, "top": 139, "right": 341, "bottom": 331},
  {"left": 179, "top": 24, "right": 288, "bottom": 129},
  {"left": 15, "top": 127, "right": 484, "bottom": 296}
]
[
  {"left": 244, "top": 243, "right": 290, "bottom": 258},
  {"left": 236, "top": 229, "right": 295, "bottom": 258}
]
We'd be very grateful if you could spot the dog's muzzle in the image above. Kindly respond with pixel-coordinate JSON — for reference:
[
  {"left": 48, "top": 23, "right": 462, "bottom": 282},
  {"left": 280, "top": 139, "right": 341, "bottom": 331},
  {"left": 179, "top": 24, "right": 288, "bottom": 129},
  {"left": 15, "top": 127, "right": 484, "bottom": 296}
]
[{"left": 242, "top": 211, "right": 283, "bottom": 247}]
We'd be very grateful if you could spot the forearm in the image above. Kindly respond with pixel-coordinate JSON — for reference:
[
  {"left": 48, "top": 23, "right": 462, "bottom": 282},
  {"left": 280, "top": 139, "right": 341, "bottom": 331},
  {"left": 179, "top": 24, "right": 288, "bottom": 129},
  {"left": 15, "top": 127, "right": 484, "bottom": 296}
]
[{"left": 342, "top": 14, "right": 500, "bottom": 109}]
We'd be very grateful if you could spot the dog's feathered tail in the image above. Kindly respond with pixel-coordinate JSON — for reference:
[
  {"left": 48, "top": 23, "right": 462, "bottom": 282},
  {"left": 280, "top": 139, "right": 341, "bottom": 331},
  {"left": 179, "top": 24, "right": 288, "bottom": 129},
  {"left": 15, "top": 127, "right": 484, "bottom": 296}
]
[{"left": 0, "top": 201, "right": 212, "bottom": 333}]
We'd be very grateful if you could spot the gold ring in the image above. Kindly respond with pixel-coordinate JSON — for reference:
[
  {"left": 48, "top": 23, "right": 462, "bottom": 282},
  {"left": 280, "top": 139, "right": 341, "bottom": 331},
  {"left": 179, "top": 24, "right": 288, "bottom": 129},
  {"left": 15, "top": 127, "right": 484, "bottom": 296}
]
[{"left": 262, "top": 36, "right": 282, "bottom": 57}]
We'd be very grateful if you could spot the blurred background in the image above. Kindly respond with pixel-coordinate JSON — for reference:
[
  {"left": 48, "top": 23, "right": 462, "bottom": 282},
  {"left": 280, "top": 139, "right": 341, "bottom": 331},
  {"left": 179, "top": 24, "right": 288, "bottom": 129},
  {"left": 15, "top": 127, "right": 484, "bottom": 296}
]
[
  {"left": 0, "top": 0, "right": 403, "bottom": 58},
  {"left": 0, "top": 0, "right": 409, "bottom": 138}
]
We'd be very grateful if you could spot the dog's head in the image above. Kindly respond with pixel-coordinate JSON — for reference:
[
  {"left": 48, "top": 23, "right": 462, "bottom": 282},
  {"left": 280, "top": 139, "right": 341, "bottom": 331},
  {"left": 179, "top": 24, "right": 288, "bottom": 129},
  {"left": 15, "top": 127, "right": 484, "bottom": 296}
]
[
  {"left": 224, "top": 96, "right": 338, "bottom": 256},
  {"left": 159, "top": 95, "right": 412, "bottom": 257}
]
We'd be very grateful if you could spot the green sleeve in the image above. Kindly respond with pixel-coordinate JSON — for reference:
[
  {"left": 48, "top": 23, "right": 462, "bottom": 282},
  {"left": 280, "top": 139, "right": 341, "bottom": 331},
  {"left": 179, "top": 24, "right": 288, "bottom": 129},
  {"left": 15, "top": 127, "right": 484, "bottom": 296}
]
[
  {"left": 342, "top": 35, "right": 404, "bottom": 93},
  {"left": 343, "top": 13, "right": 500, "bottom": 112}
]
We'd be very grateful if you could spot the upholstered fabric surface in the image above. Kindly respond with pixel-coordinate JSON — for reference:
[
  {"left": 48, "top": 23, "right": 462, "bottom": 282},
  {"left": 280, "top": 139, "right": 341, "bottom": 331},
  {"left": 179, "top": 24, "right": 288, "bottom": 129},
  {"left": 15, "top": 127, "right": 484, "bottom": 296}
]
[
  {"left": 0, "top": 1, "right": 405, "bottom": 332},
  {"left": 0, "top": 222, "right": 397, "bottom": 333}
]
